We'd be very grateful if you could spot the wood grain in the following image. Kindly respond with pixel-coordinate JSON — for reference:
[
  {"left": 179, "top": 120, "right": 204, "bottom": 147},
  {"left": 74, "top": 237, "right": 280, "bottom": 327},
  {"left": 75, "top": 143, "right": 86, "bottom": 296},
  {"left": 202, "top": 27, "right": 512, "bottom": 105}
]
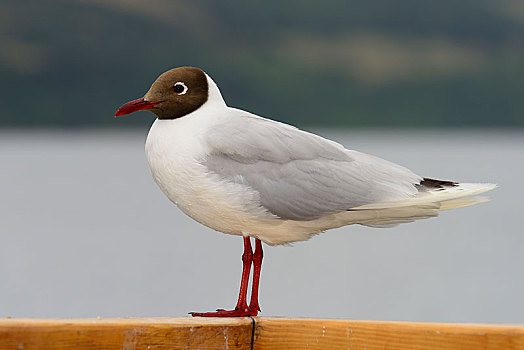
[
  {"left": 0, "top": 317, "right": 253, "bottom": 350},
  {"left": 1, "top": 317, "right": 523, "bottom": 350},
  {"left": 253, "top": 318, "right": 524, "bottom": 350}
]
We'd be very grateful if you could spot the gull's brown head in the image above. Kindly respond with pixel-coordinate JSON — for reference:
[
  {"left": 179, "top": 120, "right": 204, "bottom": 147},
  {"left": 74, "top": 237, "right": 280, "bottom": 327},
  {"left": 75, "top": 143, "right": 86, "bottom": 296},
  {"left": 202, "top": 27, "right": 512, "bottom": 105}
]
[{"left": 114, "top": 66, "right": 209, "bottom": 119}]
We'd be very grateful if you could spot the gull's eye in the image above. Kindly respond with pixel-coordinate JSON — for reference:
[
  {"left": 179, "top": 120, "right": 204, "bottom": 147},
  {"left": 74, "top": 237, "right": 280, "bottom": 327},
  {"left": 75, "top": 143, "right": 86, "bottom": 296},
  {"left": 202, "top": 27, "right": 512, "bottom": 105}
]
[{"left": 173, "top": 82, "right": 188, "bottom": 95}]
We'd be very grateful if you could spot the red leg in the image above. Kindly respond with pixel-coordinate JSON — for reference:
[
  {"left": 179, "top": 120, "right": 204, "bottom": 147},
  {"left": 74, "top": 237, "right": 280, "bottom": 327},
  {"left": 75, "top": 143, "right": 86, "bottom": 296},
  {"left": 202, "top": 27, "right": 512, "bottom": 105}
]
[
  {"left": 234, "top": 236, "right": 253, "bottom": 312},
  {"left": 249, "top": 239, "right": 263, "bottom": 315},
  {"left": 190, "top": 236, "right": 254, "bottom": 317}
]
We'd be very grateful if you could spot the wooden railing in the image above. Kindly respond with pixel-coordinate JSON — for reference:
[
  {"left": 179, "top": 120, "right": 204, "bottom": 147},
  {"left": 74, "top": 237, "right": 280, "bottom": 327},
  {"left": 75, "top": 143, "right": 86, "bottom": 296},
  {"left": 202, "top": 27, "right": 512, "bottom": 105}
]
[{"left": 1, "top": 317, "right": 523, "bottom": 349}]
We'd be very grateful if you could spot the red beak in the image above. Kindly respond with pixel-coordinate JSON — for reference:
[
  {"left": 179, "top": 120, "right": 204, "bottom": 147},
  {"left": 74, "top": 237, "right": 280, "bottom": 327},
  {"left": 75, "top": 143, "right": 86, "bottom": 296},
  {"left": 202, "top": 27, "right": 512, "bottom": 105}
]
[{"left": 114, "top": 98, "right": 163, "bottom": 117}]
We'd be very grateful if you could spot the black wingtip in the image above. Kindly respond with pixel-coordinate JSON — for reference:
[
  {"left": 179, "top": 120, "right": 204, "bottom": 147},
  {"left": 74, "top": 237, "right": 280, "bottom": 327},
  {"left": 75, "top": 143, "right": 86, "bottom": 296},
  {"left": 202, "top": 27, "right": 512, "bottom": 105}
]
[{"left": 417, "top": 177, "right": 458, "bottom": 191}]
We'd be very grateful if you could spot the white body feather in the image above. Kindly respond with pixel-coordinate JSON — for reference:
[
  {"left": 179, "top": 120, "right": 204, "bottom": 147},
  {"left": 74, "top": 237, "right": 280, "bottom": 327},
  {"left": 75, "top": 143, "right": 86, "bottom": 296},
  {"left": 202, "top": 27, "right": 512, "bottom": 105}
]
[{"left": 145, "top": 75, "right": 495, "bottom": 245}]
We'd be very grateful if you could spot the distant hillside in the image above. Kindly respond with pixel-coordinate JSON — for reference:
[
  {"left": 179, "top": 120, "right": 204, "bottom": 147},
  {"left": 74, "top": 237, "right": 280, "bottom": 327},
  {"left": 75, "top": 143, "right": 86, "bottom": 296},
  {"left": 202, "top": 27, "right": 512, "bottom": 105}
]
[{"left": 1, "top": 0, "right": 523, "bottom": 127}]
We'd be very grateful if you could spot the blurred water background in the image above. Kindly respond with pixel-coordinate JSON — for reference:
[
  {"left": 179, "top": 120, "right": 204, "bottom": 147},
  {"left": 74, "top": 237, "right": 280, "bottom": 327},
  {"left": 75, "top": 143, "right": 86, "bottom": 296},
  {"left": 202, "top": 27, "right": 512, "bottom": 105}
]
[
  {"left": 1, "top": 129, "right": 522, "bottom": 322},
  {"left": 1, "top": 1, "right": 523, "bottom": 322}
]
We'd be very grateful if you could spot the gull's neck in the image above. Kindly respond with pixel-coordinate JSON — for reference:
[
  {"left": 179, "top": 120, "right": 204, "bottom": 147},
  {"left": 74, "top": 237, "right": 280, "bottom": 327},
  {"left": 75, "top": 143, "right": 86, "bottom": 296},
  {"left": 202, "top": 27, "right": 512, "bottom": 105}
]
[{"left": 203, "top": 73, "right": 227, "bottom": 110}]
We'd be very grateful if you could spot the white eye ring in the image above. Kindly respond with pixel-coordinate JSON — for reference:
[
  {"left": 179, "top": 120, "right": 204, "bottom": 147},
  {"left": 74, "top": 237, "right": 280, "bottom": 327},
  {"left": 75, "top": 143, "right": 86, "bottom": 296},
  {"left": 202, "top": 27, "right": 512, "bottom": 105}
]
[{"left": 173, "top": 82, "right": 188, "bottom": 95}]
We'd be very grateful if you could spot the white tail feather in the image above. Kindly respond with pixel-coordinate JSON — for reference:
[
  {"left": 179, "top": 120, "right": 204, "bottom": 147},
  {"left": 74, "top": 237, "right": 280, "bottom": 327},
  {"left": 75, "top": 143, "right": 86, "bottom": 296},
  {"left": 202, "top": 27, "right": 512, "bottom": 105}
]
[
  {"left": 438, "top": 195, "right": 491, "bottom": 210},
  {"left": 355, "top": 183, "right": 496, "bottom": 228},
  {"left": 352, "top": 183, "right": 497, "bottom": 211}
]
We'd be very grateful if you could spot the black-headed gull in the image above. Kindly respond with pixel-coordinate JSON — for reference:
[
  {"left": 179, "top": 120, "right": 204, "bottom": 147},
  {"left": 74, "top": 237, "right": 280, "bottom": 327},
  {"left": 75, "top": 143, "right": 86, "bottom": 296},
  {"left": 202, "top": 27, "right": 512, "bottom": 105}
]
[{"left": 115, "top": 66, "right": 495, "bottom": 317}]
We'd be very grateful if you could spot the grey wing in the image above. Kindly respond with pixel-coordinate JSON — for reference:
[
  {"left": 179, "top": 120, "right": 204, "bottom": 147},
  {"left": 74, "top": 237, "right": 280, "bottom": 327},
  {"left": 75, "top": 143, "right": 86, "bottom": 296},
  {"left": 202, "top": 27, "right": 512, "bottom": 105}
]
[{"left": 203, "top": 113, "right": 422, "bottom": 221}]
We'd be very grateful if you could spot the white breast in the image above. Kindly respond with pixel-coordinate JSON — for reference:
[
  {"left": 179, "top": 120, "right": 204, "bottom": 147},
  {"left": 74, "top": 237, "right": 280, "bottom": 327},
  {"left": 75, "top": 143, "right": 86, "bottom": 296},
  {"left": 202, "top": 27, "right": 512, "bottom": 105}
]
[{"left": 145, "top": 109, "right": 277, "bottom": 238}]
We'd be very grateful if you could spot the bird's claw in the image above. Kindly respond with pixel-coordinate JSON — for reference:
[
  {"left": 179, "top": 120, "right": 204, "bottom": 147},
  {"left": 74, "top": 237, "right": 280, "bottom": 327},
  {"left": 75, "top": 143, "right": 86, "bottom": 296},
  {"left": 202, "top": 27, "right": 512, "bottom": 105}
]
[{"left": 190, "top": 307, "right": 258, "bottom": 317}]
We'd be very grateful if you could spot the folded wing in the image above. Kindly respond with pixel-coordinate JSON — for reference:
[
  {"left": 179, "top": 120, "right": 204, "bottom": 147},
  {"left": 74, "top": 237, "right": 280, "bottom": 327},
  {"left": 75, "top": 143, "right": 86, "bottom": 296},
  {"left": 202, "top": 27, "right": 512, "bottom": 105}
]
[{"left": 203, "top": 113, "right": 422, "bottom": 220}]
